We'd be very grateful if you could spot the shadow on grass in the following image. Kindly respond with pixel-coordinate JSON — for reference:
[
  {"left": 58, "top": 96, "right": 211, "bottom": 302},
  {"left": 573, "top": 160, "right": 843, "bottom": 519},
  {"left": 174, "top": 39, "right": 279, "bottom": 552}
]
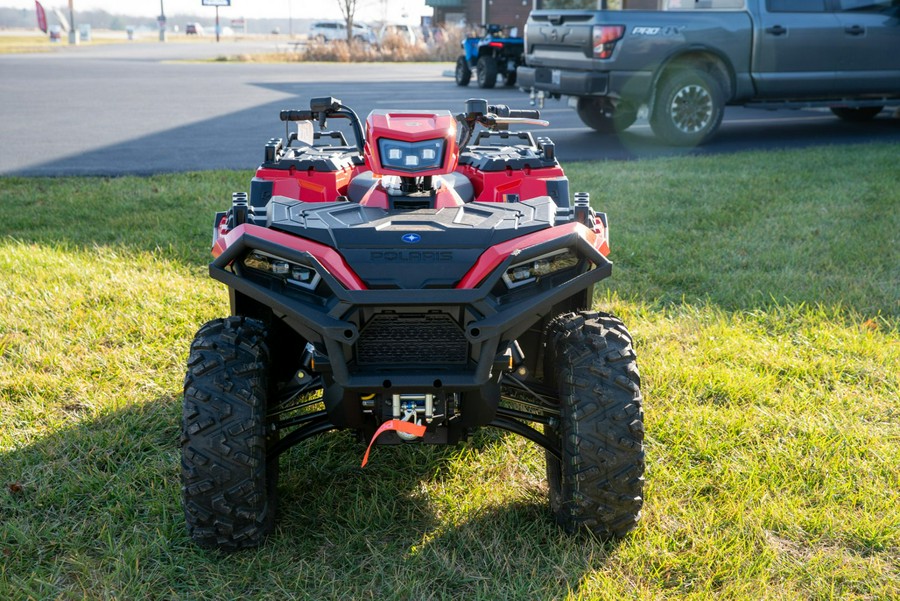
[
  {"left": 1, "top": 399, "right": 614, "bottom": 599},
  {"left": 269, "top": 427, "right": 619, "bottom": 598},
  {"left": 0, "top": 396, "right": 187, "bottom": 596}
]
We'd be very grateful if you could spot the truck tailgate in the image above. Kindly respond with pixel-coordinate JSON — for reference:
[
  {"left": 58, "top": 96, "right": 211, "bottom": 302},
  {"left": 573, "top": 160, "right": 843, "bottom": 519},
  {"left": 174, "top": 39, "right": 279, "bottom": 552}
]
[{"left": 525, "top": 10, "right": 752, "bottom": 73}]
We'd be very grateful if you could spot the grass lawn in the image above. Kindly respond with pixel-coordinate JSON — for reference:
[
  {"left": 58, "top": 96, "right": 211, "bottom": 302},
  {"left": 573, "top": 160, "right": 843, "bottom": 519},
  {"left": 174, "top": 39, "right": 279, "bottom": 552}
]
[
  {"left": 1, "top": 144, "right": 898, "bottom": 599},
  {"left": 0, "top": 34, "right": 57, "bottom": 54},
  {"left": 0, "top": 33, "right": 136, "bottom": 54}
]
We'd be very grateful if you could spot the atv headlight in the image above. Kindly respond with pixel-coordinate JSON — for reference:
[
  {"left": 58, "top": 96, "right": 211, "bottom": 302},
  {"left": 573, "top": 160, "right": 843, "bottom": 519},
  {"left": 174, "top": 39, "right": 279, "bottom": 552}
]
[
  {"left": 378, "top": 138, "right": 445, "bottom": 173},
  {"left": 502, "top": 249, "right": 579, "bottom": 289},
  {"left": 243, "top": 250, "right": 321, "bottom": 290}
]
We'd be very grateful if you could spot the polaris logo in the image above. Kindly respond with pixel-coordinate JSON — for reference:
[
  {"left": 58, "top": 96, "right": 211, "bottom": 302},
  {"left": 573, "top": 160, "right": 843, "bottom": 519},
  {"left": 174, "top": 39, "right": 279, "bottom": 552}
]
[
  {"left": 401, "top": 233, "right": 421, "bottom": 244},
  {"left": 371, "top": 250, "right": 453, "bottom": 263}
]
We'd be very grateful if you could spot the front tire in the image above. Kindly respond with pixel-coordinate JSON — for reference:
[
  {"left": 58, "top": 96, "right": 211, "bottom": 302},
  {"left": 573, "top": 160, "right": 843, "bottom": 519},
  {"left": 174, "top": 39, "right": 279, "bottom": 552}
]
[
  {"left": 455, "top": 55, "right": 471, "bottom": 87},
  {"left": 477, "top": 56, "right": 498, "bottom": 89},
  {"left": 545, "top": 311, "right": 644, "bottom": 539},
  {"left": 650, "top": 68, "right": 724, "bottom": 146},
  {"left": 181, "top": 316, "right": 277, "bottom": 550}
]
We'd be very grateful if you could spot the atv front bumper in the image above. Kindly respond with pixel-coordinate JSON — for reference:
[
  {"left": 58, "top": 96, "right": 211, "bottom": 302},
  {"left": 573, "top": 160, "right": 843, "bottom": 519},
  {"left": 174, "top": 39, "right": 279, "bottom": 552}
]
[{"left": 210, "top": 223, "right": 611, "bottom": 393}]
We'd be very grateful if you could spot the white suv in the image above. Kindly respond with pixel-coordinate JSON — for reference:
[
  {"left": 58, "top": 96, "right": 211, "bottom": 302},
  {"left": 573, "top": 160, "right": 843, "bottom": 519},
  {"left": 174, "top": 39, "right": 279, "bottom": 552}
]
[
  {"left": 378, "top": 23, "right": 421, "bottom": 46},
  {"left": 309, "top": 21, "right": 377, "bottom": 45}
]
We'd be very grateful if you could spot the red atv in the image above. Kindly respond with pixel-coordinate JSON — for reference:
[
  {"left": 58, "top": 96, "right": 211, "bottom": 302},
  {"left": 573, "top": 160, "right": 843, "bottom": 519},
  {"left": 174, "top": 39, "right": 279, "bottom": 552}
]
[{"left": 181, "top": 97, "right": 644, "bottom": 550}]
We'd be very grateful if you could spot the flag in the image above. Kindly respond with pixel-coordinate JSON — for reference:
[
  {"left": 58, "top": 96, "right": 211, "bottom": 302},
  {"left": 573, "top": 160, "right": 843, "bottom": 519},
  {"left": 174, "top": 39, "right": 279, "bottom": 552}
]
[{"left": 35, "top": 1, "right": 47, "bottom": 33}]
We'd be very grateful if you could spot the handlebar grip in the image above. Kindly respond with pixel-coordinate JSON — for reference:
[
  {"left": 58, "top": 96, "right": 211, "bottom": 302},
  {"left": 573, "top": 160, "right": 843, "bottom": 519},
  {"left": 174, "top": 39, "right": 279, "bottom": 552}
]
[
  {"left": 507, "top": 109, "right": 541, "bottom": 120},
  {"left": 280, "top": 110, "right": 315, "bottom": 122}
]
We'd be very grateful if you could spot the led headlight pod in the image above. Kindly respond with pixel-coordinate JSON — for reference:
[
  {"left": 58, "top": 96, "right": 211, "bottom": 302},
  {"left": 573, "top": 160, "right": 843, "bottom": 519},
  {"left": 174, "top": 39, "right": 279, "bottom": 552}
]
[
  {"left": 378, "top": 138, "right": 445, "bottom": 173},
  {"left": 243, "top": 250, "right": 321, "bottom": 291},
  {"left": 502, "top": 249, "right": 579, "bottom": 289}
]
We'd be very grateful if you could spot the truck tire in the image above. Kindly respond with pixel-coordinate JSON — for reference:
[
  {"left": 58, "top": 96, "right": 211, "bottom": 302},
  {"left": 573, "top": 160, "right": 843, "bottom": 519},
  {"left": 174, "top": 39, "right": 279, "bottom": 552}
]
[
  {"left": 455, "top": 55, "right": 471, "bottom": 87},
  {"left": 504, "top": 70, "right": 517, "bottom": 87},
  {"left": 651, "top": 69, "right": 724, "bottom": 146},
  {"left": 477, "top": 56, "right": 498, "bottom": 89},
  {"left": 830, "top": 106, "right": 883, "bottom": 122},
  {"left": 181, "top": 316, "right": 277, "bottom": 550},
  {"left": 544, "top": 311, "right": 644, "bottom": 539},
  {"left": 576, "top": 97, "right": 637, "bottom": 133}
]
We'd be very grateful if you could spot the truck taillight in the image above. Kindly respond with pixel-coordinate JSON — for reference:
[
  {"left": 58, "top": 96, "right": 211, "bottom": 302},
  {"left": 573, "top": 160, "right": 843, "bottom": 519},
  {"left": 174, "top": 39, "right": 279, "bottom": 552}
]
[{"left": 592, "top": 25, "right": 624, "bottom": 59}]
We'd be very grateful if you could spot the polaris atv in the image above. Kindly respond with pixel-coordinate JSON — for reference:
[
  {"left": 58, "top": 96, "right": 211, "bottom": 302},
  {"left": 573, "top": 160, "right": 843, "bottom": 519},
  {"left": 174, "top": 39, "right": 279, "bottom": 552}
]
[
  {"left": 455, "top": 24, "right": 524, "bottom": 89},
  {"left": 181, "top": 97, "right": 644, "bottom": 550}
]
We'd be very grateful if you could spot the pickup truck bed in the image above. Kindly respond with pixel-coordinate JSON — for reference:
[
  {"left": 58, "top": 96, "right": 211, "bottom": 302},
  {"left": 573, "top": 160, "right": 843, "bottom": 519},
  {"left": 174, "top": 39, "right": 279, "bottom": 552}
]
[{"left": 518, "top": 0, "right": 900, "bottom": 145}]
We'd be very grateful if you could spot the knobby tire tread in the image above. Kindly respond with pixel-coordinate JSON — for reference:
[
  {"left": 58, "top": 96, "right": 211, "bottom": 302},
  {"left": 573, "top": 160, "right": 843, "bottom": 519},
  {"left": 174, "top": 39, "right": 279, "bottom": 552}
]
[
  {"left": 546, "top": 311, "right": 644, "bottom": 539},
  {"left": 181, "top": 316, "right": 275, "bottom": 550}
]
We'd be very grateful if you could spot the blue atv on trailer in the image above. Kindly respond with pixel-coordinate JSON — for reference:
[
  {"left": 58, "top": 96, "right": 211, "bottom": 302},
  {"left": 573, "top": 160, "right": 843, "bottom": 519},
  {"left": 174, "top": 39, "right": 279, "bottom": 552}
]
[{"left": 455, "top": 24, "right": 524, "bottom": 89}]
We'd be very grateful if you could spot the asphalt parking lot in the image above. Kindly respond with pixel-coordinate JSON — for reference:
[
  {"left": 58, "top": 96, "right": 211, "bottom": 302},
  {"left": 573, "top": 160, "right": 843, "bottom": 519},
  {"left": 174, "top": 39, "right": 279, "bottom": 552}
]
[{"left": 1, "top": 39, "right": 898, "bottom": 176}]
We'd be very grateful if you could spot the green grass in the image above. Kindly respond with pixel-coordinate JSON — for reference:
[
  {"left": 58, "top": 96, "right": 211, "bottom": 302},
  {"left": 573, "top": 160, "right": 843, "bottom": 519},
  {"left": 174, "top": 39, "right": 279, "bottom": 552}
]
[{"left": 1, "top": 144, "right": 898, "bottom": 599}]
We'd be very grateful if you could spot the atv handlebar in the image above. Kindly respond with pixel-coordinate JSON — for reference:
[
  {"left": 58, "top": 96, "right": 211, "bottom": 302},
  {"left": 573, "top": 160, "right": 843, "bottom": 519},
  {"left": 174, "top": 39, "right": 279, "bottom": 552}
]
[
  {"left": 279, "top": 98, "right": 365, "bottom": 153},
  {"left": 278, "top": 98, "right": 545, "bottom": 157},
  {"left": 456, "top": 100, "right": 547, "bottom": 148},
  {"left": 493, "top": 107, "right": 542, "bottom": 120},
  {"left": 279, "top": 110, "right": 315, "bottom": 122},
  {"left": 482, "top": 116, "right": 549, "bottom": 128}
]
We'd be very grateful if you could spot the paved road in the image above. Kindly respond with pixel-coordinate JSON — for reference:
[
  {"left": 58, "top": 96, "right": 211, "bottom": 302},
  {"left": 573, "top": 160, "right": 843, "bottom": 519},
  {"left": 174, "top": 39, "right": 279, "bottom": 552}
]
[{"left": 2, "top": 40, "right": 898, "bottom": 176}]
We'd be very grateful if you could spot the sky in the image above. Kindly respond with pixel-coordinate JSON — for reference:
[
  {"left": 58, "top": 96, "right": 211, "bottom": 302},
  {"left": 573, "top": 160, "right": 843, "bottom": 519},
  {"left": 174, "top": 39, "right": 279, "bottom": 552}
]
[{"left": 1, "top": 0, "right": 432, "bottom": 21}]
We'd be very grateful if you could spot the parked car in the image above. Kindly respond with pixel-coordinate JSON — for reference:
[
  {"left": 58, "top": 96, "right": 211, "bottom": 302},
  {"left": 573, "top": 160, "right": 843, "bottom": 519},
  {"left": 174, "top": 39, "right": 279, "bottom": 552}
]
[
  {"left": 185, "top": 23, "right": 204, "bottom": 35},
  {"left": 309, "top": 20, "right": 377, "bottom": 45},
  {"left": 378, "top": 23, "right": 420, "bottom": 46}
]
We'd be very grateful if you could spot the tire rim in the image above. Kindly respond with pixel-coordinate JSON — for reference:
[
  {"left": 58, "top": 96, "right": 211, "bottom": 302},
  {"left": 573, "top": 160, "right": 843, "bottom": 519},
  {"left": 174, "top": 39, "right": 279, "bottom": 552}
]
[{"left": 670, "top": 84, "right": 713, "bottom": 134}]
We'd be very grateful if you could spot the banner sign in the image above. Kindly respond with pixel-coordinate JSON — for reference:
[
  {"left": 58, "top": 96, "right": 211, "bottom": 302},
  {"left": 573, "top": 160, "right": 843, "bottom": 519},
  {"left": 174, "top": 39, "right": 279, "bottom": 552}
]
[
  {"left": 35, "top": 0, "right": 47, "bottom": 33},
  {"left": 201, "top": 0, "right": 231, "bottom": 6}
]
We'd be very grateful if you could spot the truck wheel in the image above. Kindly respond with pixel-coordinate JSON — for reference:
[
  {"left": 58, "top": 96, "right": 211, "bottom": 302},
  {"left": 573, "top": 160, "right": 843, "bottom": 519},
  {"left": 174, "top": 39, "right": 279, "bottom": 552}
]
[
  {"left": 576, "top": 97, "right": 637, "bottom": 133},
  {"left": 455, "top": 56, "right": 471, "bottom": 87},
  {"left": 181, "top": 316, "right": 277, "bottom": 550},
  {"left": 477, "top": 56, "right": 498, "bottom": 89},
  {"left": 651, "top": 69, "right": 724, "bottom": 146},
  {"left": 544, "top": 311, "right": 644, "bottom": 539},
  {"left": 504, "top": 70, "right": 517, "bottom": 87},
  {"left": 830, "top": 106, "right": 883, "bottom": 122}
]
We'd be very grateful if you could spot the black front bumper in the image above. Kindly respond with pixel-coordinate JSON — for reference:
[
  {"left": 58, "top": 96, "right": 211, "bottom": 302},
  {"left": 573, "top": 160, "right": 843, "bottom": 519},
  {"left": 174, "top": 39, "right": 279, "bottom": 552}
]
[{"left": 210, "top": 229, "right": 611, "bottom": 393}]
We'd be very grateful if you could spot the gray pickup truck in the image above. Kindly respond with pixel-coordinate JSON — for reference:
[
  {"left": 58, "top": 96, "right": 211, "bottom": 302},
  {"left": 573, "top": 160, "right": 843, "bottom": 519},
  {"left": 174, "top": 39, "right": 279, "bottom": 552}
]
[{"left": 517, "top": 0, "right": 900, "bottom": 145}]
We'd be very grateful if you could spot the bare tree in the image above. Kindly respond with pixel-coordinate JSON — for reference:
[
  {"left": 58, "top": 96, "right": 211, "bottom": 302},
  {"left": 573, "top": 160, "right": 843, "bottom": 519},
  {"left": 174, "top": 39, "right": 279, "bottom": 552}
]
[{"left": 336, "top": 0, "right": 362, "bottom": 45}]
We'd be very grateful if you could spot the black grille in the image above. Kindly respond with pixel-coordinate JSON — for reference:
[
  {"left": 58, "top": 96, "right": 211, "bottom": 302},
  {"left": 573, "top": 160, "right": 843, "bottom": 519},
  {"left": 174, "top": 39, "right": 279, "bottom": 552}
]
[{"left": 356, "top": 313, "right": 468, "bottom": 366}]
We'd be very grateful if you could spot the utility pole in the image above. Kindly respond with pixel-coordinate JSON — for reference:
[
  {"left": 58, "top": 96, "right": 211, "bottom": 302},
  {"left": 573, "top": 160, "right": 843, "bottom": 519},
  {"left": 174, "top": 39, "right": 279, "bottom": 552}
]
[
  {"left": 68, "top": 0, "right": 77, "bottom": 45},
  {"left": 159, "top": 0, "right": 167, "bottom": 42}
]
